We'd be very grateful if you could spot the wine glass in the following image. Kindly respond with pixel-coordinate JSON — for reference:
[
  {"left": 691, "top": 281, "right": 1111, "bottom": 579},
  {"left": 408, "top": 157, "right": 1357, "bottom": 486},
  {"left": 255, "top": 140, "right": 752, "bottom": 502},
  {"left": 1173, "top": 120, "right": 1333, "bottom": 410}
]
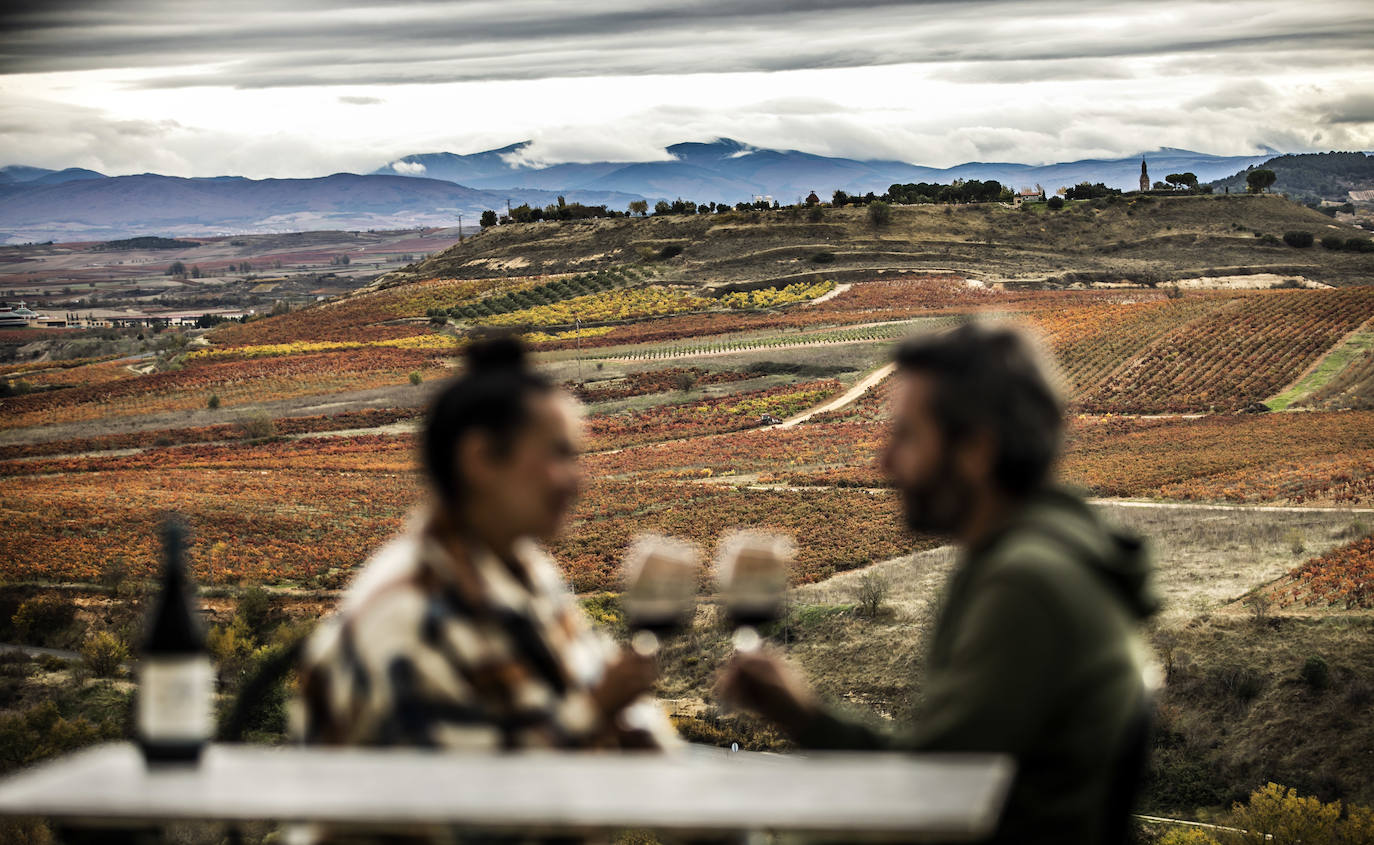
[
  {"left": 716, "top": 530, "right": 793, "bottom": 652},
  {"left": 622, "top": 534, "right": 701, "bottom": 656}
]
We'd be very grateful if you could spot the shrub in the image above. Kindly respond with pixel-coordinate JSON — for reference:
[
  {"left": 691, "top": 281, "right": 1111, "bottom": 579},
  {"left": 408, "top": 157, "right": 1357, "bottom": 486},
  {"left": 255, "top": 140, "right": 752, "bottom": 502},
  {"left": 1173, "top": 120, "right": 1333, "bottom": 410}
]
[
  {"left": 1223, "top": 782, "right": 1368, "bottom": 845},
  {"left": 1242, "top": 591, "right": 1272, "bottom": 625},
  {"left": 1160, "top": 830, "right": 1220, "bottom": 845},
  {"left": 856, "top": 570, "right": 890, "bottom": 618},
  {"left": 1283, "top": 231, "right": 1314, "bottom": 248},
  {"left": 1300, "top": 656, "right": 1331, "bottom": 691},
  {"left": 408, "top": 371, "right": 423, "bottom": 386},
  {"left": 235, "top": 411, "right": 276, "bottom": 441},
  {"left": 657, "top": 244, "right": 683, "bottom": 260},
  {"left": 1259, "top": 233, "right": 1283, "bottom": 246},
  {"left": 1047, "top": 196, "right": 1065, "bottom": 210},
  {"left": 810, "top": 251, "right": 835, "bottom": 264},
  {"left": 1321, "top": 235, "right": 1346, "bottom": 250},
  {"left": 866, "top": 200, "right": 892, "bottom": 228},
  {"left": 1347, "top": 678, "right": 1373, "bottom": 709},
  {"left": 1345, "top": 237, "right": 1374, "bottom": 253},
  {"left": 236, "top": 585, "right": 275, "bottom": 634},
  {"left": 0, "top": 700, "right": 118, "bottom": 777},
  {"left": 10, "top": 596, "right": 77, "bottom": 647},
  {"left": 207, "top": 393, "right": 220, "bottom": 409},
  {"left": 578, "top": 593, "right": 625, "bottom": 634},
  {"left": 80, "top": 631, "right": 128, "bottom": 678},
  {"left": 207, "top": 617, "right": 256, "bottom": 683},
  {"left": 806, "top": 205, "right": 824, "bottom": 223},
  {"left": 1215, "top": 664, "right": 1264, "bottom": 702}
]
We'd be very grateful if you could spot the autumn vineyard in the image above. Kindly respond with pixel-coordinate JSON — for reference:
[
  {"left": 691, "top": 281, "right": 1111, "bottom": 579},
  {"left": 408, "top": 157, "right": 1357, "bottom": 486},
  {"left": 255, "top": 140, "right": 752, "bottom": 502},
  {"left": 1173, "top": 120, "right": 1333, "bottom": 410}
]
[{"left": 3, "top": 195, "right": 1374, "bottom": 826}]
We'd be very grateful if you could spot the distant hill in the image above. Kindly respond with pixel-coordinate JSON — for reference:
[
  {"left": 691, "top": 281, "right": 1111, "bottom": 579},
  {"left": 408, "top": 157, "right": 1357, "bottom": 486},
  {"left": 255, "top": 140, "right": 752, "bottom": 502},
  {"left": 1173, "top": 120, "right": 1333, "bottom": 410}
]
[
  {"left": 1207, "top": 151, "right": 1374, "bottom": 203},
  {"left": 0, "top": 165, "right": 106, "bottom": 186},
  {"left": 381, "top": 193, "right": 1373, "bottom": 291},
  {"left": 0, "top": 173, "right": 641, "bottom": 243},
  {"left": 376, "top": 138, "right": 1279, "bottom": 203}
]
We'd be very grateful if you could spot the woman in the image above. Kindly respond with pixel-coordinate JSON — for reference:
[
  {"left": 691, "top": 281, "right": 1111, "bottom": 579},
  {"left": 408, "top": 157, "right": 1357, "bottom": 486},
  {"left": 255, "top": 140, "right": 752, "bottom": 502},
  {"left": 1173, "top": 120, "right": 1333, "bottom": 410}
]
[{"left": 300, "top": 336, "right": 673, "bottom": 750}]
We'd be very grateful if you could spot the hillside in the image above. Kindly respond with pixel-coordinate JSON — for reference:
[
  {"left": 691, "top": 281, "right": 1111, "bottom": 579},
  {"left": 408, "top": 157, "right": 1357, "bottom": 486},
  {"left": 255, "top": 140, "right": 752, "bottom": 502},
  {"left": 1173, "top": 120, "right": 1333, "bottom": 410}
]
[
  {"left": 380, "top": 194, "right": 1374, "bottom": 289},
  {"left": 3, "top": 194, "right": 1373, "bottom": 835},
  {"left": 1207, "top": 151, "right": 1374, "bottom": 204}
]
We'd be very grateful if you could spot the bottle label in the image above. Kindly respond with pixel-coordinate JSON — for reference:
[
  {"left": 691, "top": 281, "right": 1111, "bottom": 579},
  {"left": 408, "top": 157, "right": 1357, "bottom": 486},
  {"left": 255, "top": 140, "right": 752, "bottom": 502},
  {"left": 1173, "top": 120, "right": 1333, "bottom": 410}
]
[{"left": 138, "top": 656, "right": 214, "bottom": 741}]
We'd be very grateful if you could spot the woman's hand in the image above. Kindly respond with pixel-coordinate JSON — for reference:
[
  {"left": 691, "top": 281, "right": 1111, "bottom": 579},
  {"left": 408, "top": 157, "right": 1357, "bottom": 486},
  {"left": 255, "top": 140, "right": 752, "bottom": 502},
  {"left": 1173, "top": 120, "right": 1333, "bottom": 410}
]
[
  {"left": 591, "top": 647, "right": 657, "bottom": 718},
  {"left": 714, "top": 648, "right": 821, "bottom": 738}
]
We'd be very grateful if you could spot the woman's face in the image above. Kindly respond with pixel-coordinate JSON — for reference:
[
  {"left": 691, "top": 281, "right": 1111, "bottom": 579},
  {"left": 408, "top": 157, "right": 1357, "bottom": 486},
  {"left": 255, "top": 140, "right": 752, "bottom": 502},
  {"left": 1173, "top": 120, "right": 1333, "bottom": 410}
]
[{"left": 460, "top": 391, "right": 584, "bottom": 544}]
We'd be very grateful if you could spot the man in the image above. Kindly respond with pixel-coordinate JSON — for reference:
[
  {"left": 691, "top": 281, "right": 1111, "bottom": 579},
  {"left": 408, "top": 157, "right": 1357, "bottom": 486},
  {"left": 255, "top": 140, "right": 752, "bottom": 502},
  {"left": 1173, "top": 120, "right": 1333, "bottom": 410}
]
[{"left": 716, "top": 323, "right": 1160, "bottom": 844}]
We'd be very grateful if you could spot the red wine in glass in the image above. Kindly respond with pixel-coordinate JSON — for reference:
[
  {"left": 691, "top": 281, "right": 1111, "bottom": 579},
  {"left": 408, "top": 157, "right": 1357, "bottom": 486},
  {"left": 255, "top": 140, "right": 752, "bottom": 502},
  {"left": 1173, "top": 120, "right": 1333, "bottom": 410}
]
[{"left": 623, "top": 535, "right": 701, "bottom": 655}]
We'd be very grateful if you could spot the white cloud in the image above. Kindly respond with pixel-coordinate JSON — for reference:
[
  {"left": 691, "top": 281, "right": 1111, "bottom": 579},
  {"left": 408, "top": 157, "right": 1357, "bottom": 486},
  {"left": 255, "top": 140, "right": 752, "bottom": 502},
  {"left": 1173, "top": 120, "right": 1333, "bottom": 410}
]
[
  {"left": 389, "top": 160, "right": 427, "bottom": 175},
  {"left": 0, "top": 1, "right": 1370, "bottom": 176}
]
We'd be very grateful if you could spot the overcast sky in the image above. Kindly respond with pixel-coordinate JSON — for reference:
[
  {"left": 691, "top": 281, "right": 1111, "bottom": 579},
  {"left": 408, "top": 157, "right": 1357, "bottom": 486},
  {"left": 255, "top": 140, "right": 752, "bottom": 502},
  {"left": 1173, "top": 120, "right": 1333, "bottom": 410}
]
[{"left": 1, "top": 0, "right": 1372, "bottom": 178}]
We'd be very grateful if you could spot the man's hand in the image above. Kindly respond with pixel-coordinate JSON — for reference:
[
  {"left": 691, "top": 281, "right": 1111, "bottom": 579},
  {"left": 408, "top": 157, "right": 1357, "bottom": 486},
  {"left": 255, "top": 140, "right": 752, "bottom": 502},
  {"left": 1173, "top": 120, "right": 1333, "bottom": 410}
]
[
  {"left": 592, "top": 647, "right": 657, "bottom": 719},
  {"left": 714, "top": 648, "right": 821, "bottom": 738}
]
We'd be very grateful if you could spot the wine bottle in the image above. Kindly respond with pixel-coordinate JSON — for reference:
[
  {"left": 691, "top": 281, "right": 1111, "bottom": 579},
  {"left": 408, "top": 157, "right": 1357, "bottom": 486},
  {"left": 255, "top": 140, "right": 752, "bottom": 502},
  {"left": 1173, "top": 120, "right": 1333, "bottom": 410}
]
[{"left": 137, "top": 518, "right": 213, "bottom": 764}]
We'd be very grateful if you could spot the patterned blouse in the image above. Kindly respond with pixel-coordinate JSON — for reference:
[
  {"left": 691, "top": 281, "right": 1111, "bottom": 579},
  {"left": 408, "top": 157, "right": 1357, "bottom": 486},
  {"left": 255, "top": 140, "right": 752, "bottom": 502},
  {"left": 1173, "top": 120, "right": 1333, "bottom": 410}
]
[{"left": 298, "top": 509, "right": 676, "bottom": 751}]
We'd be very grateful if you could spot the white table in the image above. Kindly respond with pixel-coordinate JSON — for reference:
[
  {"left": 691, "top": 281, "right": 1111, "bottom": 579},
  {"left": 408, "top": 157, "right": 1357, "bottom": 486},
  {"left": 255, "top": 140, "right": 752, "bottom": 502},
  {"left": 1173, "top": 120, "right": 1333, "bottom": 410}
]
[{"left": 0, "top": 743, "right": 1013, "bottom": 840}]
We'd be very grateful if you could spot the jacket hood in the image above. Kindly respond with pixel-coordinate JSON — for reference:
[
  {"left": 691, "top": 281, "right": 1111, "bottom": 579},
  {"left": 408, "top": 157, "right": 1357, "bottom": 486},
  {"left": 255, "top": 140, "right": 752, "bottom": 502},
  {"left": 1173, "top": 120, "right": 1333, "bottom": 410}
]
[{"left": 1012, "top": 486, "right": 1161, "bottom": 620}]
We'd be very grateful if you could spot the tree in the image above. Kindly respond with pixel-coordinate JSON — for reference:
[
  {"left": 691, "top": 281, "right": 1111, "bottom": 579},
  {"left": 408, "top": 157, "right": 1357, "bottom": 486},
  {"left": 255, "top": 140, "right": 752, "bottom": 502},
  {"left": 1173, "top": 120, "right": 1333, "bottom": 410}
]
[
  {"left": 1064, "top": 182, "right": 1122, "bottom": 201},
  {"left": 81, "top": 631, "right": 129, "bottom": 678},
  {"left": 1165, "top": 172, "right": 1198, "bottom": 190},
  {"left": 866, "top": 200, "right": 892, "bottom": 228},
  {"left": 1246, "top": 168, "right": 1277, "bottom": 194},
  {"left": 627, "top": 200, "right": 648, "bottom": 217},
  {"left": 165, "top": 261, "right": 186, "bottom": 277},
  {"left": 653, "top": 200, "right": 671, "bottom": 215},
  {"left": 479, "top": 209, "right": 498, "bottom": 228},
  {"left": 857, "top": 571, "right": 890, "bottom": 617}
]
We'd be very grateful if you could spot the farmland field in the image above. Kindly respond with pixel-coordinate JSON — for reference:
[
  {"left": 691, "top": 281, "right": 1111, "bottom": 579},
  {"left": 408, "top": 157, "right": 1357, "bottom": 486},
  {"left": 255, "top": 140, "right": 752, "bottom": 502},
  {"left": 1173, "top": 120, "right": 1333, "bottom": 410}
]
[{"left": 3, "top": 198, "right": 1374, "bottom": 821}]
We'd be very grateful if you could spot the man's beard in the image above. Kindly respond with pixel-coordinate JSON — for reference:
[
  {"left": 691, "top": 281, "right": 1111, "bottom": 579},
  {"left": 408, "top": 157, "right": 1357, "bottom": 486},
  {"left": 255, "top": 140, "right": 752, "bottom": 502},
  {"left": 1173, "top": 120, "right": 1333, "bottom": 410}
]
[{"left": 900, "top": 452, "right": 974, "bottom": 535}]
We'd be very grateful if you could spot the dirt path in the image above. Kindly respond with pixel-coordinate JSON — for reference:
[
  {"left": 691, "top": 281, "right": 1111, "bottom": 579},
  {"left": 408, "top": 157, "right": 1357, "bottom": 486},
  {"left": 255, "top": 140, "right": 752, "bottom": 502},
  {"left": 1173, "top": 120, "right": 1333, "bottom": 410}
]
[
  {"left": 806, "top": 283, "right": 852, "bottom": 305},
  {"left": 777, "top": 362, "right": 894, "bottom": 428}
]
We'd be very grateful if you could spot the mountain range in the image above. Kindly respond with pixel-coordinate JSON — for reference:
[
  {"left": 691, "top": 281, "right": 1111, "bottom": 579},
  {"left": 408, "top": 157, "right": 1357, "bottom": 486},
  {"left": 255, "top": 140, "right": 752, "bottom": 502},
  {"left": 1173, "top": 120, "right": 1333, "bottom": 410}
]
[
  {"left": 0, "top": 172, "right": 639, "bottom": 244},
  {"left": 374, "top": 139, "right": 1281, "bottom": 203},
  {"left": 0, "top": 140, "right": 1305, "bottom": 244}
]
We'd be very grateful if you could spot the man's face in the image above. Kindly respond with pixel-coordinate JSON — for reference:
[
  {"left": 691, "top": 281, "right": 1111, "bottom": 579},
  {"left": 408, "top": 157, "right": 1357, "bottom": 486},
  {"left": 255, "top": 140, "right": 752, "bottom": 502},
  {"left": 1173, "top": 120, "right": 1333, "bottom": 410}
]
[
  {"left": 880, "top": 371, "right": 977, "bottom": 535},
  {"left": 466, "top": 392, "right": 583, "bottom": 544}
]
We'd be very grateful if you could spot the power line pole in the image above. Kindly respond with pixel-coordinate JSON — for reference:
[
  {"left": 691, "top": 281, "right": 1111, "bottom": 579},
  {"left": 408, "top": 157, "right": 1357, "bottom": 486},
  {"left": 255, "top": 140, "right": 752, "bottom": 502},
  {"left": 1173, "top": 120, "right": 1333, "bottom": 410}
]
[{"left": 457, "top": 213, "right": 463, "bottom": 242}]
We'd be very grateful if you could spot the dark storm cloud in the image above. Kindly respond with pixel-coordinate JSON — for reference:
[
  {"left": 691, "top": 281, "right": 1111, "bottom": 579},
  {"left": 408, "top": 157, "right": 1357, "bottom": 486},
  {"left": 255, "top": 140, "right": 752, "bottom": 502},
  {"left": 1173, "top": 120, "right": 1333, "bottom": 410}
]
[
  {"left": 2, "top": 0, "right": 1371, "bottom": 89},
  {"left": 1317, "top": 93, "right": 1374, "bottom": 125}
]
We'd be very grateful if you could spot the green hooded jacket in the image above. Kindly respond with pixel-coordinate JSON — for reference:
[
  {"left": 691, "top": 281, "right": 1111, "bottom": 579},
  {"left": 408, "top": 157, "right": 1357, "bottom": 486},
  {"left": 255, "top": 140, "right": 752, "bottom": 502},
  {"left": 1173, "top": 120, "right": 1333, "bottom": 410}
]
[{"left": 796, "top": 486, "right": 1160, "bottom": 844}]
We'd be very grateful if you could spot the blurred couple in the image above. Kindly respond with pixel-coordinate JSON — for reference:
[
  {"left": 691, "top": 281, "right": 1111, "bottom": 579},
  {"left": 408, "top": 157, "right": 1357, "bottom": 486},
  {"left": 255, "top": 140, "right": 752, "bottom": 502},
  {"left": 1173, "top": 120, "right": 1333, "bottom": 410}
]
[{"left": 299, "top": 326, "right": 1158, "bottom": 844}]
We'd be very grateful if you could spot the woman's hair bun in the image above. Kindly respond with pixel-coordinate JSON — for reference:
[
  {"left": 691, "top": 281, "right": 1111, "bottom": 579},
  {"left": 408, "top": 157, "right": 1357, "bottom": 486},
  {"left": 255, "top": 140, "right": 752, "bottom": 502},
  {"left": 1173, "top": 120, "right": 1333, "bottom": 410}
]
[{"left": 464, "top": 334, "right": 527, "bottom": 374}]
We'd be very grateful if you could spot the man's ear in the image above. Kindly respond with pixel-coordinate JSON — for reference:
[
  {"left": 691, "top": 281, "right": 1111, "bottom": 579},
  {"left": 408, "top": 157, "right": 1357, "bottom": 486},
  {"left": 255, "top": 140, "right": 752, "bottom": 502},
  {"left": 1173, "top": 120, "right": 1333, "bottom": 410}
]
[{"left": 955, "top": 426, "right": 998, "bottom": 485}]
